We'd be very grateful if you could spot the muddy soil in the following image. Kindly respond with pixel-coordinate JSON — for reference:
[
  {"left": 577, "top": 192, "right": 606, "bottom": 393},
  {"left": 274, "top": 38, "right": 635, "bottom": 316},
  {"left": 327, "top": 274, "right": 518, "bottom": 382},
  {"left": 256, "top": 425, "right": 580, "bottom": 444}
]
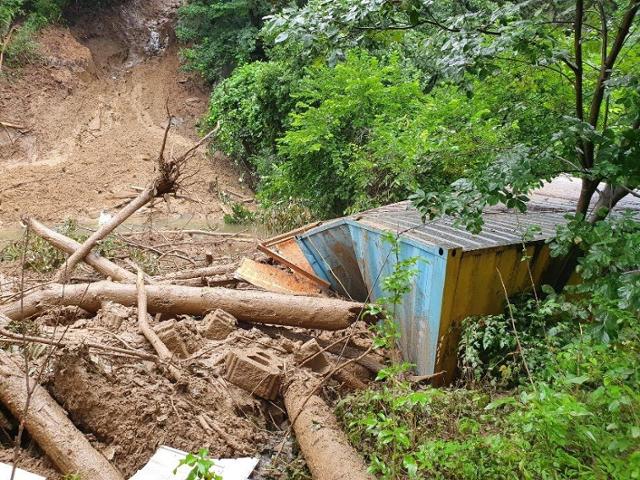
[{"left": 0, "top": 0, "right": 253, "bottom": 231}]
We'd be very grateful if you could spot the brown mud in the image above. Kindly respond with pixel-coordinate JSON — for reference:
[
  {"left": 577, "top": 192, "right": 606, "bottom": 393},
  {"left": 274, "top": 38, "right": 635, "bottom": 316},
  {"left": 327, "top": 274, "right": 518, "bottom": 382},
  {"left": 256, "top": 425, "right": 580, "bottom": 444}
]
[{"left": 0, "top": 0, "right": 252, "bottom": 231}]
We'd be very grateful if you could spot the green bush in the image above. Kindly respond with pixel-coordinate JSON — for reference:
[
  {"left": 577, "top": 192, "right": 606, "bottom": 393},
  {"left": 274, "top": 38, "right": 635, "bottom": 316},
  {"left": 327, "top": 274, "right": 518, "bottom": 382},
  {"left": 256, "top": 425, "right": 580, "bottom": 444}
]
[
  {"left": 176, "top": 0, "right": 273, "bottom": 83},
  {"left": 205, "top": 59, "right": 299, "bottom": 183},
  {"left": 339, "top": 326, "right": 640, "bottom": 479}
]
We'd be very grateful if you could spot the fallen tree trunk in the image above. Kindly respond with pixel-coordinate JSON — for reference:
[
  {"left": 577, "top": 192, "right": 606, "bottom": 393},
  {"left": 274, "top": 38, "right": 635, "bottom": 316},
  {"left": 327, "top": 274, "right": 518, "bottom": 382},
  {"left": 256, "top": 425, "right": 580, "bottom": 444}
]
[
  {"left": 54, "top": 123, "right": 218, "bottom": 283},
  {"left": 2, "top": 282, "right": 364, "bottom": 330},
  {"left": 54, "top": 185, "right": 156, "bottom": 282},
  {"left": 283, "top": 374, "right": 373, "bottom": 480},
  {"left": 0, "top": 350, "right": 124, "bottom": 480},
  {"left": 24, "top": 216, "right": 137, "bottom": 283},
  {"left": 154, "top": 264, "right": 237, "bottom": 282},
  {"left": 136, "top": 271, "right": 181, "bottom": 381}
]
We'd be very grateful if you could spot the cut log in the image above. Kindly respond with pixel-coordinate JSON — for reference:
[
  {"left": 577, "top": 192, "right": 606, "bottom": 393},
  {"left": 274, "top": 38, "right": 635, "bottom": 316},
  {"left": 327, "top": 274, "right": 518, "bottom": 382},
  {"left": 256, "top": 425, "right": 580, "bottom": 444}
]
[
  {"left": 283, "top": 374, "right": 373, "bottom": 480},
  {"left": 24, "top": 216, "right": 136, "bottom": 283},
  {"left": 1, "top": 282, "right": 364, "bottom": 330},
  {"left": 154, "top": 264, "right": 237, "bottom": 282},
  {"left": 0, "top": 350, "right": 124, "bottom": 480},
  {"left": 136, "top": 270, "right": 181, "bottom": 381}
]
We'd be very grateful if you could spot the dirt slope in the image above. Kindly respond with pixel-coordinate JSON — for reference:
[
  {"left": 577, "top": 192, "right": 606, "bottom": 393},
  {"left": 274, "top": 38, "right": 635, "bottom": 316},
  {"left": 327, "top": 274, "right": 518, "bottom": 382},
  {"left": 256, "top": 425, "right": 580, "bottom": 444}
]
[{"left": 0, "top": 1, "right": 251, "bottom": 232}]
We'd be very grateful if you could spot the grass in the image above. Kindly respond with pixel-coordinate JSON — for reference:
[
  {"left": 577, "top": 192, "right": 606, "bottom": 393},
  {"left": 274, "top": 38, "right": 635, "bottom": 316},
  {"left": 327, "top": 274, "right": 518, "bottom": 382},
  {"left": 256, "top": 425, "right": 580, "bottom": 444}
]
[{"left": 0, "top": 220, "right": 158, "bottom": 274}]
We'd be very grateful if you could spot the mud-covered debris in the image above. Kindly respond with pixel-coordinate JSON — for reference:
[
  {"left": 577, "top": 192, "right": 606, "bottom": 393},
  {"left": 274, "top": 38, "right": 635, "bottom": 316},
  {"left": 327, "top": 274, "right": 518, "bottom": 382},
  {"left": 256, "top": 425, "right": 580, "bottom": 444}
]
[
  {"left": 96, "top": 301, "right": 132, "bottom": 330},
  {"left": 225, "top": 348, "right": 284, "bottom": 401},
  {"left": 294, "top": 339, "right": 330, "bottom": 374},
  {"left": 50, "top": 353, "right": 267, "bottom": 478},
  {"left": 200, "top": 308, "right": 237, "bottom": 340}
]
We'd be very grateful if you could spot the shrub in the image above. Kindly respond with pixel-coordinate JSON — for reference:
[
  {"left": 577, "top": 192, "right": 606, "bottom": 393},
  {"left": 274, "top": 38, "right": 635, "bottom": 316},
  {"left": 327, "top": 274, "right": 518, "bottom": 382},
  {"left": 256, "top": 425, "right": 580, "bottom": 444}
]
[
  {"left": 176, "top": 0, "right": 273, "bottom": 83},
  {"left": 204, "top": 59, "right": 299, "bottom": 184}
]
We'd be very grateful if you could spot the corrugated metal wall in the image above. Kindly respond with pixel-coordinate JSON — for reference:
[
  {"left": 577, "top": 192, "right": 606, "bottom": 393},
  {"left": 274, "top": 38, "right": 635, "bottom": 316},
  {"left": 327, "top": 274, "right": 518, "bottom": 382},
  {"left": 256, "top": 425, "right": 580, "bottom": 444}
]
[
  {"left": 298, "top": 220, "right": 448, "bottom": 374},
  {"left": 435, "top": 242, "right": 555, "bottom": 382}
]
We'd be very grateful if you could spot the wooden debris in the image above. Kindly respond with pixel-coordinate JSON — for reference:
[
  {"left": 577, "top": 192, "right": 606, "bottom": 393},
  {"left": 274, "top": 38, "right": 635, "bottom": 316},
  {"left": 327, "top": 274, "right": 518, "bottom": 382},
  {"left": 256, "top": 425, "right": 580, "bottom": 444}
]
[
  {"left": 2, "top": 282, "right": 365, "bottom": 330},
  {"left": 53, "top": 122, "right": 219, "bottom": 283},
  {"left": 24, "top": 216, "right": 137, "bottom": 283},
  {"left": 136, "top": 270, "right": 182, "bottom": 381},
  {"left": 0, "top": 350, "right": 125, "bottom": 480},
  {"left": 154, "top": 264, "right": 237, "bottom": 282},
  {"left": 234, "top": 258, "right": 322, "bottom": 296}
]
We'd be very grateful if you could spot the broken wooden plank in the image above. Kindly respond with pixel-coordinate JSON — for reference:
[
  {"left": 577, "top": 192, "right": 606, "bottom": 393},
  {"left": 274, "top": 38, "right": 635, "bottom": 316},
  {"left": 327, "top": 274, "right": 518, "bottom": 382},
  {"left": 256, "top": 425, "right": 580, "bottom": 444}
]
[{"left": 234, "top": 258, "right": 322, "bottom": 296}]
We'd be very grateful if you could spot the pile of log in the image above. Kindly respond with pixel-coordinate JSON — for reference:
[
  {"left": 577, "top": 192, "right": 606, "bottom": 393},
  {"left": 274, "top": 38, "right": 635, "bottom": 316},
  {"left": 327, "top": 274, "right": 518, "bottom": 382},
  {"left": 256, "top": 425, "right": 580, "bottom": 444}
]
[{"left": 0, "top": 127, "right": 379, "bottom": 479}]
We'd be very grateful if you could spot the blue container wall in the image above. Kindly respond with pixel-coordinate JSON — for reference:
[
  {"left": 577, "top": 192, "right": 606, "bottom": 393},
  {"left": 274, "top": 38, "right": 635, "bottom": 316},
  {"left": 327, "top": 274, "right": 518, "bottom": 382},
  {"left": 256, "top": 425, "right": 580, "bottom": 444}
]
[{"left": 297, "top": 220, "right": 448, "bottom": 374}]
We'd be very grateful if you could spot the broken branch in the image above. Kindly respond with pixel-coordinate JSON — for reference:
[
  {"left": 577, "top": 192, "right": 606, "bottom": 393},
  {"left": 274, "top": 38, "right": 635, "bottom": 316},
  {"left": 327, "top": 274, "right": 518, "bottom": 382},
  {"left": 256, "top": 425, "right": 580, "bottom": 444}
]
[
  {"left": 24, "top": 216, "right": 137, "bottom": 283},
  {"left": 54, "top": 124, "right": 219, "bottom": 282},
  {"left": 136, "top": 270, "right": 181, "bottom": 381}
]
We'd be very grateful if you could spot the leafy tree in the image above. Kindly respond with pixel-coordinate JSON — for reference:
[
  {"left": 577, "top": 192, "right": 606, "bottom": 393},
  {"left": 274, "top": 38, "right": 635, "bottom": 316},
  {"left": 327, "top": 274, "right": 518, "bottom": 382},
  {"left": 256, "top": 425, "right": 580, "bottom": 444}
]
[
  {"left": 204, "top": 59, "right": 300, "bottom": 183},
  {"left": 268, "top": 0, "right": 640, "bottom": 287}
]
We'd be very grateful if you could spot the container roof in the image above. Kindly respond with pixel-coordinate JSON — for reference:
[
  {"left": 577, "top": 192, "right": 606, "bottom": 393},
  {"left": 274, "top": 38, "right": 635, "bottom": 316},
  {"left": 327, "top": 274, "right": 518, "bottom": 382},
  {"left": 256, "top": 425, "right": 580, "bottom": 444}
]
[{"left": 350, "top": 176, "right": 640, "bottom": 252}]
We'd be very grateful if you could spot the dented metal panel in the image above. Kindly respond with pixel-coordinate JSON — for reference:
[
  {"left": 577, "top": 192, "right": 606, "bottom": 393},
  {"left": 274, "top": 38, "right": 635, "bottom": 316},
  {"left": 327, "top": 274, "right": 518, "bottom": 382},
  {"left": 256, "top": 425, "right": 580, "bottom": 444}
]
[
  {"left": 297, "top": 219, "right": 447, "bottom": 374},
  {"left": 296, "top": 221, "right": 368, "bottom": 300},
  {"left": 345, "top": 221, "right": 447, "bottom": 374},
  {"left": 295, "top": 197, "right": 586, "bottom": 377}
]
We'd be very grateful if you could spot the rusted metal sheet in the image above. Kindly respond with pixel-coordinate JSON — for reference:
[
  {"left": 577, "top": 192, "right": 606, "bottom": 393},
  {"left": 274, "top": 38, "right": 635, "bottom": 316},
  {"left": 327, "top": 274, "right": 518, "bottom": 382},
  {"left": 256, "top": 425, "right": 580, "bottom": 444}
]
[
  {"left": 258, "top": 224, "right": 330, "bottom": 289},
  {"left": 269, "top": 238, "right": 315, "bottom": 275},
  {"left": 295, "top": 195, "right": 579, "bottom": 378},
  {"left": 234, "top": 258, "right": 323, "bottom": 296}
]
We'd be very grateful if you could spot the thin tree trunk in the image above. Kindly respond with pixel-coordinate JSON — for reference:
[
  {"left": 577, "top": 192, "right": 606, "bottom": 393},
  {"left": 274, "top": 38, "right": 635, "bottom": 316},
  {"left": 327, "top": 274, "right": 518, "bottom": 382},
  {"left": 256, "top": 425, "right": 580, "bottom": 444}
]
[
  {"left": 54, "top": 186, "right": 155, "bottom": 282},
  {"left": 25, "top": 216, "right": 137, "bottom": 282}
]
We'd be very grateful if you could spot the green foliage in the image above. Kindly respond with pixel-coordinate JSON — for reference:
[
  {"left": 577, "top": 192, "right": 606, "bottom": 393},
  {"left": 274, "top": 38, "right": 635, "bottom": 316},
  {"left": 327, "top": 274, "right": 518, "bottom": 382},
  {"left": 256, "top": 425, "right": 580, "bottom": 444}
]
[
  {"left": 550, "top": 212, "right": 640, "bottom": 341},
  {"left": 223, "top": 202, "right": 256, "bottom": 225},
  {"left": 256, "top": 199, "right": 314, "bottom": 234},
  {"left": 267, "top": 50, "right": 510, "bottom": 217},
  {"left": 271, "top": 51, "right": 424, "bottom": 217},
  {"left": 459, "top": 297, "right": 574, "bottom": 387},
  {"left": 206, "top": 48, "right": 539, "bottom": 219},
  {"left": 340, "top": 319, "right": 640, "bottom": 479},
  {"left": 205, "top": 59, "right": 299, "bottom": 181},
  {"left": 176, "top": 0, "right": 273, "bottom": 82},
  {"left": 174, "top": 448, "right": 222, "bottom": 480},
  {"left": 0, "top": 0, "right": 23, "bottom": 37}
]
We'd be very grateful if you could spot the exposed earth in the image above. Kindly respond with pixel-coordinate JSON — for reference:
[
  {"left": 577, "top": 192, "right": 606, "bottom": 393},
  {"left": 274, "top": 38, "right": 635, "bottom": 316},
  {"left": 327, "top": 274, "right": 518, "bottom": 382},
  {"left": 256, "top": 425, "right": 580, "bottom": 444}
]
[{"left": 0, "top": 0, "right": 253, "bottom": 234}]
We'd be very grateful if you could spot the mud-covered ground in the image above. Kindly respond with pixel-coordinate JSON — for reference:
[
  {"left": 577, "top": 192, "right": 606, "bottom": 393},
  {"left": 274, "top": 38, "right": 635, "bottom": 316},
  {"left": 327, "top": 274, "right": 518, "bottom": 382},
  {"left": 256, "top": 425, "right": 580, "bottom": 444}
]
[
  {"left": 0, "top": 0, "right": 253, "bottom": 231},
  {"left": 0, "top": 227, "right": 379, "bottom": 479}
]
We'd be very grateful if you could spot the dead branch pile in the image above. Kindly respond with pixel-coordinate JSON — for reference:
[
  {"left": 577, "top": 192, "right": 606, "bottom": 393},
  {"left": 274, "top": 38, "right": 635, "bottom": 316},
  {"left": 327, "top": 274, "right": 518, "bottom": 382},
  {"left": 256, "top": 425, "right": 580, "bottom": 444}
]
[{"left": 0, "top": 123, "right": 382, "bottom": 480}]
